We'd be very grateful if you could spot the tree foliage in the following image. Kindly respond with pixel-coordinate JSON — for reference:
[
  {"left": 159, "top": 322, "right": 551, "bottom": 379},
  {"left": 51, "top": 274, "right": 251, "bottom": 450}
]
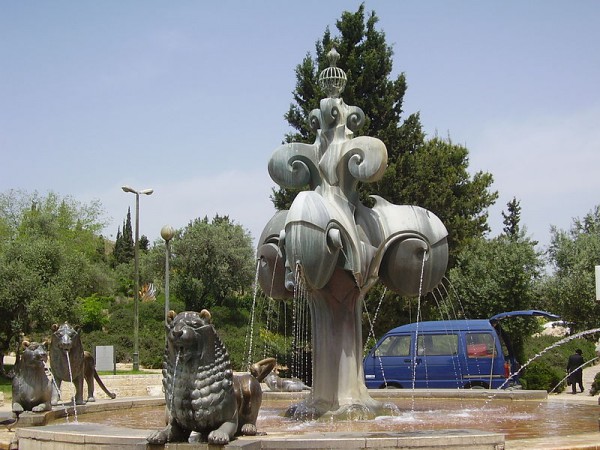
[
  {"left": 538, "top": 205, "right": 600, "bottom": 333},
  {"left": 0, "top": 190, "right": 113, "bottom": 365},
  {"left": 171, "top": 215, "right": 255, "bottom": 311},
  {"left": 447, "top": 199, "right": 543, "bottom": 361},
  {"left": 387, "top": 137, "right": 497, "bottom": 262},
  {"left": 273, "top": 4, "right": 497, "bottom": 266}
]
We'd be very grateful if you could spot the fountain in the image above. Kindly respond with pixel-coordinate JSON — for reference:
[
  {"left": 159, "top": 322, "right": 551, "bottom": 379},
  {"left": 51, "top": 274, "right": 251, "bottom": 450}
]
[
  {"left": 256, "top": 48, "right": 448, "bottom": 420},
  {"left": 6, "top": 49, "right": 600, "bottom": 450}
]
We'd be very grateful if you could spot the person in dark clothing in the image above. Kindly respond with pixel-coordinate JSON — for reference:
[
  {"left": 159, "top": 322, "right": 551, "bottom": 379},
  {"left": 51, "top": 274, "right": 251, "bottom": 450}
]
[{"left": 566, "top": 349, "right": 585, "bottom": 394}]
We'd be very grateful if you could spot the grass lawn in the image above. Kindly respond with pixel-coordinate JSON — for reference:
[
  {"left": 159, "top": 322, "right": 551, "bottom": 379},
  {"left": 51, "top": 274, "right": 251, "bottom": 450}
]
[{"left": 1, "top": 369, "right": 12, "bottom": 402}]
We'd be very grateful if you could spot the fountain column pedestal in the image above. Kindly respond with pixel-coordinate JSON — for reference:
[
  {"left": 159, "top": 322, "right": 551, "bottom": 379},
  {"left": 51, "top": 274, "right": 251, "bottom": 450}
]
[{"left": 286, "top": 268, "right": 384, "bottom": 419}]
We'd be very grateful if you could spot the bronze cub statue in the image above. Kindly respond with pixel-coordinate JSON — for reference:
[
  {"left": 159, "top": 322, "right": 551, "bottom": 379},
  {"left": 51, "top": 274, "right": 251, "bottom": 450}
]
[
  {"left": 12, "top": 341, "right": 53, "bottom": 413},
  {"left": 49, "top": 323, "right": 116, "bottom": 405},
  {"left": 147, "top": 310, "right": 275, "bottom": 445}
]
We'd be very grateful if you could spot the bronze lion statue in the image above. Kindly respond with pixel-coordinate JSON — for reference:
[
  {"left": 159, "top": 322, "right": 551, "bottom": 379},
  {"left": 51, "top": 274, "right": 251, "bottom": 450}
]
[
  {"left": 147, "top": 310, "right": 275, "bottom": 445},
  {"left": 49, "top": 322, "right": 116, "bottom": 405},
  {"left": 12, "top": 340, "right": 53, "bottom": 413}
]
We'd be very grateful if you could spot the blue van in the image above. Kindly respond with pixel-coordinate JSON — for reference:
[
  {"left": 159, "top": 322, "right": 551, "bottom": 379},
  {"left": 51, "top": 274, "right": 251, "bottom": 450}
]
[{"left": 363, "top": 310, "right": 558, "bottom": 389}]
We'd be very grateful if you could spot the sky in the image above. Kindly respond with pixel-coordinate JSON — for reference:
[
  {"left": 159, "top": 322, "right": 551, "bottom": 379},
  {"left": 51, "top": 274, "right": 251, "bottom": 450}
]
[{"left": 2, "top": 1, "right": 599, "bottom": 251}]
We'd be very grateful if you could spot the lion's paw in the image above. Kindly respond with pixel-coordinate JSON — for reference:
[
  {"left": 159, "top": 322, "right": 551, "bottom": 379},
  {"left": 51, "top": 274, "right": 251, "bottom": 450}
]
[
  {"left": 31, "top": 404, "right": 49, "bottom": 413},
  {"left": 240, "top": 423, "right": 257, "bottom": 436},
  {"left": 12, "top": 403, "right": 24, "bottom": 415},
  {"left": 147, "top": 429, "right": 168, "bottom": 445},
  {"left": 208, "top": 430, "right": 231, "bottom": 445}
]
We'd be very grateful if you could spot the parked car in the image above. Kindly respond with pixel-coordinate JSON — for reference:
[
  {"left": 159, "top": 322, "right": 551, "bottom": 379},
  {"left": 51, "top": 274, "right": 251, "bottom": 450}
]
[{"left": 363, "top": 310, "right": 559, "bottom": 389}]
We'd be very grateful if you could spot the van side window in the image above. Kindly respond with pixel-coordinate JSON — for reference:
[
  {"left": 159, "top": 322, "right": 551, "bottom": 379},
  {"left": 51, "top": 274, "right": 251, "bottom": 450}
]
[
  {"left": 466, "top": 333, "right": 495, "bottom": 358},
  {"left": 417, "top": 334, "right": 458, "bottom": 356},
  {"left": 375, "top": 335, "right": 411, "bottom": 357}
]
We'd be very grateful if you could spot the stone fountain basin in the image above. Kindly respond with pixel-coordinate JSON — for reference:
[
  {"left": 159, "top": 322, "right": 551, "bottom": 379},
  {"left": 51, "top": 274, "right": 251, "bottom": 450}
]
[{"left": 14, "top": 390, "right": 600, "bottom": 450}]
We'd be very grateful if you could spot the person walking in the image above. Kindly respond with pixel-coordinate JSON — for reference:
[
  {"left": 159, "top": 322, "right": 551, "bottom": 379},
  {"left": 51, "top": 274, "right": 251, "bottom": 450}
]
[{"left": 566, "top": 349, "right": 585, "bottom": 394}]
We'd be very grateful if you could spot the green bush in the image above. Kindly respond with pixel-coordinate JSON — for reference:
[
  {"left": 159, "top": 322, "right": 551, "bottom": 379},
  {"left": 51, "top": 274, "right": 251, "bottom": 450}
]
[
  {"left": 77, "top": 294, "right": 112, "bottom": 332},
  {"left": 76, "top": 292, "right": 293, "bottom": 372},
  {"left": 81, "top": 294, "right": 184, "bottom": 369},
  {"left": 520, "top": 360, "right": 563, "bottom": 391},
  {"left": 590, "top": 372, "right": 600, "bottom": 395},
  {"left": 590, "top": 371, "right": 600, "bottom": 396}
]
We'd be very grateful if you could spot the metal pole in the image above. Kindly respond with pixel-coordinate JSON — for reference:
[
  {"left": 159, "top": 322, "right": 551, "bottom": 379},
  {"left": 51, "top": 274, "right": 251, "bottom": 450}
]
[
  {"left": 122, "top": 185, "right": 152, "bottom": 371},
  {"left": 133, "top": 192, "right": 140, "bottom": 371},
  {"left": 160, "top": 225, "right": 174, "bottom": 338},
  {"left": 165, "top": 238, "right": 170, "bottom": 324}
]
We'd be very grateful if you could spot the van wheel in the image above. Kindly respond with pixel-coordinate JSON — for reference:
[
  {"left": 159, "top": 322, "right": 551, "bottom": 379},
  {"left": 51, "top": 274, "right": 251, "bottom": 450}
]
[{"left": 383, "top": 383, "right": 402, "bottom": 389}]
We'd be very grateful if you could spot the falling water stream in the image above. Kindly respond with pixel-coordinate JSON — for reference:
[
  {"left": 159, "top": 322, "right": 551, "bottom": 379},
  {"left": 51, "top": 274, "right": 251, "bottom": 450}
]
[
  {"left": 64, "top": 351, "right": 78, "bottom": 423},
  {"left": 409, "top": 251, "right": 428, "bottom": 410},
  {"left": 291, "top": 265, "right": 310, "bottom": 385},
  {"left": 245, "top": 260, "right": 261, "bottom": 368},
  {"left": 363, "top": 290, "right": 389, "bottom": 389},
  {"left": 44, "top": 361, "right": 71, "bottom": 423},
  {"left": 169, "top": 351, "right": 181, "bottom": 414}
]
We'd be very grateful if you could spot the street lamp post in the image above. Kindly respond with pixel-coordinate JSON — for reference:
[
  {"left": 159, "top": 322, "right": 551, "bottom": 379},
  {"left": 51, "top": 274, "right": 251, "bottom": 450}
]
[
  {"left": 121, "top": 185, "right": 153, "bottom": 371},
  {"left": 161, "top": 225, "right": 175, "bottom": 325}
]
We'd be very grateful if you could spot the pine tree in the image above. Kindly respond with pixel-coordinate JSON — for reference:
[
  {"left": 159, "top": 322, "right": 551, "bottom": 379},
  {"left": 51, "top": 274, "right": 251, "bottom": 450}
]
[
  {"left": 112, "top": 227, "right": 123, "bottom": 267},
  {"left": 112, "top": 208, "right": 135, "bottom": 265},
  {"left": 274, "top": 5, "right": 497, "bottom": 266},
  {"left": 139, "top": 235, "right": 149, "bottom": 252},
  {"left": 122, "top": 208, "right": 134, "bottom": 262},
  {"left": 502, "top": 197, "right": 521, "bottom": 239}
]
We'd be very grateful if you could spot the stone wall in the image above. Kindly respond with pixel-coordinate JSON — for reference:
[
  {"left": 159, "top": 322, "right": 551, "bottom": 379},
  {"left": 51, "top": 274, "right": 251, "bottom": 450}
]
[{"left": 56, "top": 373, "right": 163, "bottom": 401}]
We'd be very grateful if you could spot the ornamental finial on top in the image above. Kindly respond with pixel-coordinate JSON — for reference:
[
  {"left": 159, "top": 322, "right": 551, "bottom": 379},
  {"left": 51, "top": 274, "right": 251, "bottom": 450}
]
[{"left": 318, "top": 48, "right": 347, "bottom": 98}]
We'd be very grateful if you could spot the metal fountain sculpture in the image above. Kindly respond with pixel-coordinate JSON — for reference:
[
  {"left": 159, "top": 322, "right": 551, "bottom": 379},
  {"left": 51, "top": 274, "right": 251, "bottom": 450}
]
[{"left": 257, "top": 49, "right": 449, "bottom": 419}]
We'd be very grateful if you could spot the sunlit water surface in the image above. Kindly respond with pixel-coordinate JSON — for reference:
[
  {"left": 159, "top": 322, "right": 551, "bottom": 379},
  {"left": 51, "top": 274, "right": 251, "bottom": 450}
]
[{"left": 59, "top": 398, "right": 599, "bottom": 440}]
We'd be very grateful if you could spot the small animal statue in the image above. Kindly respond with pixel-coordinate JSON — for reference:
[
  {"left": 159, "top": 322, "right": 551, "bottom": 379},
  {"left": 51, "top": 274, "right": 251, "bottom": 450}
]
[
  {"left": 49, "top": 322, "right": 116, "bottom": 405},
  {"left": 147, "top": 310, "right": 275, "bottom": 446},
  {"left": 264, "top": 372, "right": 311, "bottom": 392},
  {"left": 12, "top": 340, "right": 53, "bottom": 413}
]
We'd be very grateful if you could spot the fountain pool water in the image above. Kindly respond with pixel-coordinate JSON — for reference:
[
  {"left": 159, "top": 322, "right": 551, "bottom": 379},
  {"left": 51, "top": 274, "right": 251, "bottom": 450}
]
[{"left": 51, "top": 394, "right": 598, "bottom": 441}]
